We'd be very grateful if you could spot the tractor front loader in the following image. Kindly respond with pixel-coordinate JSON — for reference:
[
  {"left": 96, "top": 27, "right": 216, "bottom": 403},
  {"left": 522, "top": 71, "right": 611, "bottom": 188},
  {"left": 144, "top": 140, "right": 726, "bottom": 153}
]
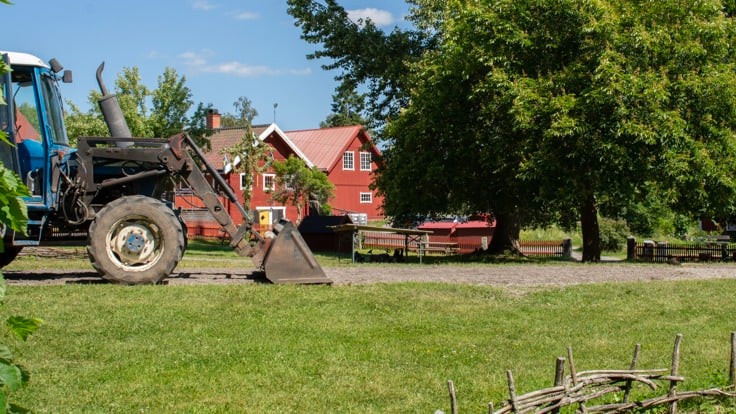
[{"left": 0, "top": 51, "right": 330, "bottom": 285}]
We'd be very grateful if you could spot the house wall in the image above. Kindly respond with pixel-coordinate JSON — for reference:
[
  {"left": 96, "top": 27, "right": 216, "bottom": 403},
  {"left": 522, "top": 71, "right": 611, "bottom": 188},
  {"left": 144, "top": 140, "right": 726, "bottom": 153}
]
[
  {"left": 328, "top": 136, "right": 383, "bottom": 220},
  {"left": 175, "top": 135, "right": 303, "bottom": 237},
  {"left": 175, "top": 124, "right": 385, "bottom": 240}
]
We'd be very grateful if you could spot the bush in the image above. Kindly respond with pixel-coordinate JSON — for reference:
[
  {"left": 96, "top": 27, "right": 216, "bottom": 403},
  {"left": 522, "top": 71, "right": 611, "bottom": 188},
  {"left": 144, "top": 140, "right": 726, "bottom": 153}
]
[{"left": 599, "top": 217, "right": 630, "bottom": 252}]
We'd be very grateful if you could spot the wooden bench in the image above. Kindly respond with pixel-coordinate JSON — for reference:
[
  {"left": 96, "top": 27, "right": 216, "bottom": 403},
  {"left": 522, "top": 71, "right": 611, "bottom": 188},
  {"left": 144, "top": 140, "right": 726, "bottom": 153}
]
[{"left": 415, "top": 242, "right": 459, "bottom": 255}]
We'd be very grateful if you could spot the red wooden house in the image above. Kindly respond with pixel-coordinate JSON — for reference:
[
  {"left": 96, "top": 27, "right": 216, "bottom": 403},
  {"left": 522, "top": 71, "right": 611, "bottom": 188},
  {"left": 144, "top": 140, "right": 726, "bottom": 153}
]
[
  {"left": 177, "top": 115, "right": 312, "bottom": 237},
  {"left": 286, "top": 125, "right": 383, "bottom": 221},
  {"left": 176, "top": 113, "right": 384, "bottom": 238}
]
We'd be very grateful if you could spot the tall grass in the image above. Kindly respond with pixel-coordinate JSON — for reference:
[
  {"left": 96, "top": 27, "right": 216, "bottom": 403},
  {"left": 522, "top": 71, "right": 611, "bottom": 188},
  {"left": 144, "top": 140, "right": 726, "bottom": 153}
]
[{"left": 7, "top": 279, "right": 736, "bottom": 413}]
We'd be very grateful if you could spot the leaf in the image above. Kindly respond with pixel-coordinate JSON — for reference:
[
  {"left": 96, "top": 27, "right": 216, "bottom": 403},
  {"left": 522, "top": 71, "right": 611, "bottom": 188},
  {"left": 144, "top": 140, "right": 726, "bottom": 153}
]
[
  {"left": 0, "top": 363, "right": 23, "bottom": 392},
  {"left": 6, "top": 316, "right": 42, "bottom": 342},
  {"left": 0, "top": 346, "right": 14, "bottom": 364},
  {"left": 0, "top": 389, "right": 7, "bottom": 414},
  {"left": 8, "top": 402, "right": 31, "bottom": 414}
]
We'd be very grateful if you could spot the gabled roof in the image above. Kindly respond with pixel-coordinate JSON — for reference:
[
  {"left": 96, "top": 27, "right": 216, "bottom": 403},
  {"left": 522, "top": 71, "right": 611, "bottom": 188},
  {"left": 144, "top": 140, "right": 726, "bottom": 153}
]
[
  {"left": 286, "top": 125, "right": 380, "bottom": 172},
  {"left": 203, "top": 123, "right": 313, "bottom": 171}
]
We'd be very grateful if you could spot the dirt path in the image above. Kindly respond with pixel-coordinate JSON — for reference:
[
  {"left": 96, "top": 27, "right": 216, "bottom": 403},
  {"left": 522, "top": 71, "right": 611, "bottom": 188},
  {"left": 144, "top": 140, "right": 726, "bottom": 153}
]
[{"left": 4, "top": 262, "right": 736, "bottom": 287}]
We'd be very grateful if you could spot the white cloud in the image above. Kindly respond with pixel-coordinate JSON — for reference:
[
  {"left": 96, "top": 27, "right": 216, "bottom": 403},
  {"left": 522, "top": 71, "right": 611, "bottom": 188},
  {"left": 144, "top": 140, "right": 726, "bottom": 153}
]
[
  {"left": 232, "top": 11, "right": 259, "bottom": 20},
  {"left": 180, "top": 51, "right": 311, "bottom": 77},
  {"left": 192, "top": 1, "right": 217, "bottom": 11},
  {"left": 347, "top": 8, "right": 395, "bottom": 26}
]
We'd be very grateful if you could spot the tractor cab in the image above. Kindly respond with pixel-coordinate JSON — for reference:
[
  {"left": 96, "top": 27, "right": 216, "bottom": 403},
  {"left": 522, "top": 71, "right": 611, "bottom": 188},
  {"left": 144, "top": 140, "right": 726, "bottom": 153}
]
[
  {"left": 1, "top": 52, "right": 74, "bottom": 248},
  {"left": 1, "top": 51, "right": 72, "bottom": 207}
]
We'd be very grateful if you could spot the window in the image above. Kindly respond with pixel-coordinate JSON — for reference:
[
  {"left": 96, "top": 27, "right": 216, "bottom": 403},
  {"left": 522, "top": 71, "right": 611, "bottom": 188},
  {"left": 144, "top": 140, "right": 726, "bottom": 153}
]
[
  {"left": 263, "top": 174, "right": 275, "bottom": 191},
  {"left": 283, "top": 174, "right": 295, "bottom": 191},
  {"left": 40, "top": 73, "right": 69, "bottom": 146},
  {"left": 360, "top": 192, "right": 372, "bottom": 203},
  {"left": 343, "top": 151, "right": 354, "bottom": 170},
  {"left": 360, "top": 152, "right": 372, "bottom": 171}
]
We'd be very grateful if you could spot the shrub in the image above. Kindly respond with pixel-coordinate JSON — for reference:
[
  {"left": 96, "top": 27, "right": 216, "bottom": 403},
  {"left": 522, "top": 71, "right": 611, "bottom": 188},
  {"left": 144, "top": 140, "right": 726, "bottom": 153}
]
[{"left": 599, "top": 217, "right": 630, "bottom": 252}]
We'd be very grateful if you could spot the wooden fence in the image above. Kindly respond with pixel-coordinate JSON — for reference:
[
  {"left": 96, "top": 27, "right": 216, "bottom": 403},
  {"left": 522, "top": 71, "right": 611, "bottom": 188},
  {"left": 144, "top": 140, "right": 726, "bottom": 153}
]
[
  {"left": 441, "top": 333, "right": 736, "bottom": 414},
  {"left": 627, "top": 237, "right": 736, "bottom": 263}
]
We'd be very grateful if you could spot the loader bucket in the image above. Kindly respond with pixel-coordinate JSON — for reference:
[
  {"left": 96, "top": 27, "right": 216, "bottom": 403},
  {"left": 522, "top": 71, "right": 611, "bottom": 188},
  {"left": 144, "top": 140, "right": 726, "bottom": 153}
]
[{"left": 256, "top": 220, "right": 331, "bottom": 284}]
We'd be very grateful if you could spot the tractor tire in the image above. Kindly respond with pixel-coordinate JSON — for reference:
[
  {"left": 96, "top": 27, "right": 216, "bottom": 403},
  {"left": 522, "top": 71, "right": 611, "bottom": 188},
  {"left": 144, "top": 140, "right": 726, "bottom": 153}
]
[
  {"left": 0, "top": 246, "right": 22, "bottom": 268},
  {"left": 87, "top": 195, "right": 185, "bottom": 285}
]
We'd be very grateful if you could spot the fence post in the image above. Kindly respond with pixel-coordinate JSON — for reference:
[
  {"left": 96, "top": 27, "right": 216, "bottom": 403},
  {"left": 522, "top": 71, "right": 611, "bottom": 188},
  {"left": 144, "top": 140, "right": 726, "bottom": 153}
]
[
  {"left": 552, "top": 357, "right": 566, "bottom": 414},
  {"left": 627, "top": 237, "right": 636, "bottom": 261},
  {"left": 562, "top": 238, "right": 572, "bottom": 259},
  {"left": 730, "top": 332, "right": 736, "bottom": 387},
  {"left": 668, "top": 334, "right": 683, "bottom": 414}
]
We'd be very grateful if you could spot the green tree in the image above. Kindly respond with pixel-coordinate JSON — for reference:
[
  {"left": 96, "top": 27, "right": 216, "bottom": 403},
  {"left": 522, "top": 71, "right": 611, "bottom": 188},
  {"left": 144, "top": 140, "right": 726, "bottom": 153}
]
[
  {"left": 271, "top": 155, "right": 334, "bottom": 222},
  {"left": 186, "top": 102, "right": 215, "bottom": 152},
  {"left": 64, "top": 100, "right": 109, "bottom": 146},
  {"left": 320, "top": 84, "right": 368, "bottom": 128},
  {"left": 289, "top": 0, "right": 531, "bottom": 252},
  {"left": 64, "top": 66, "right": 206, "bottom": 145},
  {"left": 287, "top": 0, "right": 433, "bottom": 133},
  {"left": 114, "top": 66, "right": 152, "bottom": 137},
  {"left": 295, "top": 0, "right": 736, "bottom": 261},
  {"left": 233, "top": 96, "right": 258, "bottom": 125},
  {"left": 419, "top": 0, "right": 736, "bottom": 260},
  {"left": 220, "top": 96, "right": 259, "bottom": 128},
  {"left": 150, "top": 67, "right": 192, "bottom": 137}
]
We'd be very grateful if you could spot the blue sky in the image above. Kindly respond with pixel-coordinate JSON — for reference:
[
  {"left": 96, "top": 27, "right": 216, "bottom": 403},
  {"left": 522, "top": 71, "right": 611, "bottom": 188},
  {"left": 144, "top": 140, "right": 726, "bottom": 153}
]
[{"left": 2, "top": 1, "right": 410, "bottom": 131}]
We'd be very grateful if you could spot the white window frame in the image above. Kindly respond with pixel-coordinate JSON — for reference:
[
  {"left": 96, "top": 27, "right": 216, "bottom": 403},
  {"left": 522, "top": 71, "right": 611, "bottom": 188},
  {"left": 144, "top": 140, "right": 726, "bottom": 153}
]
[
  {"left": 360, "top": 151, "right": 372, "bottom": 171},
  {"left": 343, "top": 151, "right": 354, "bottom": 170},
  {"left": 360, "top": 192, "right": 373, "bottom": 204},
  {"left": 263, "top": 174, "right": 275, "bottom": 191}
]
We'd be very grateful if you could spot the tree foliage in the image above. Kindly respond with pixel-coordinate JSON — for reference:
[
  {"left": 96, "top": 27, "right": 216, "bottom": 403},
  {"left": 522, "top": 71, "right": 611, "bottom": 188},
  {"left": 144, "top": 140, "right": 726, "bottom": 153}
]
[
  {"left": 287, "top": 0, "right": 434, "bottom": 134},
  {"left": 220, "top": 96, "right": 259, "bottom": 128},
  {"left": 64, "top": 67, "right": 210, "bottom": 149},
  {"left": 271, "top": 155, "right": 334, "bottom": 222},
  {"left": 320, "top": 83, "right": 368, "bottom": 128},
  {"left": 150, "top": 67, "right": 193, "bottom": 138}
]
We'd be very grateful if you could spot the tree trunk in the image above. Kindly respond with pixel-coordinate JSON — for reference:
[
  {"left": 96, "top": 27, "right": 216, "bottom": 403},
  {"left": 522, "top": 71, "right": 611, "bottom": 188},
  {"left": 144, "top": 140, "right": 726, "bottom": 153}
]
[
  {"left": 296, "top": 202, "right": 303, "bottom": 224},
  {"left": 487, "top": 210, "right": 521, "bottom": 254},
  {"left": 580, "top": 192, "right": 601, "bottom": 262}
]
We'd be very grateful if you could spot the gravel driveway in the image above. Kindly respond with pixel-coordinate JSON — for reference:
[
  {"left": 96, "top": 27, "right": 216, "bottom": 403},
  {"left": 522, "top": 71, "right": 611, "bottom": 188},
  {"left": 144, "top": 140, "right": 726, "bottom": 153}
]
[{"left": 4, "top": 262, "right": 736, "bottom": 287}]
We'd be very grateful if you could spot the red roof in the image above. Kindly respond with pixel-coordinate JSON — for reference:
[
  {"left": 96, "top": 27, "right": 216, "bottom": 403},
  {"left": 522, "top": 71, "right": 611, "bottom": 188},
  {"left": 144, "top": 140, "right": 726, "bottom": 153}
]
[
  {"left": 418, "top": 222, "right": 457, "bottom": 230},
  {"left": 418, "top": 220, "right": 496, "bottom": 236},
  {"left": 205, "top": 125, "right": 268, "bottom": 168},
  {"left": 14, "top": 111, "right": 40, "bottom": 142},
  {"left": 203, "top": 124, "right": 312, "bottom": 170},
  {"left": 286, "top": 125, "right": 379, "bottom": 171},
  {"left": 456, "top": 220, "right": 496, "bottom": 229}
]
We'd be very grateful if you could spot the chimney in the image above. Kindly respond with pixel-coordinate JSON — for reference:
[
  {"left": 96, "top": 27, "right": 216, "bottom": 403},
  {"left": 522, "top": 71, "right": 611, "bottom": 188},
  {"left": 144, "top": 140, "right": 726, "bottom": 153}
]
[{"left": 206, "top": 108, "right": 221, "bottom": 129}]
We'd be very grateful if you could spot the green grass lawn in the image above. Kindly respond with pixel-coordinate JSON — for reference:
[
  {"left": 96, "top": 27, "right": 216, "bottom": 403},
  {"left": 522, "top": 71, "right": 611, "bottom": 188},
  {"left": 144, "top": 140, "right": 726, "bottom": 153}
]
[{"left": 5, "top": 278, "right": 736, "bottom": 413}]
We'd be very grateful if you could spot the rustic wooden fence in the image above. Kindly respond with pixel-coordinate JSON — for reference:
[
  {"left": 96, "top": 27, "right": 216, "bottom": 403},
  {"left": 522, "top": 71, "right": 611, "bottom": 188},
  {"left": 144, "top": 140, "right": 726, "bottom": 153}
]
[
  {"left": 442, "top": 333, "right": 736, "bottom": 414},
  {"left": 627, "top": 237, "right": 736, "bottom": 263}
]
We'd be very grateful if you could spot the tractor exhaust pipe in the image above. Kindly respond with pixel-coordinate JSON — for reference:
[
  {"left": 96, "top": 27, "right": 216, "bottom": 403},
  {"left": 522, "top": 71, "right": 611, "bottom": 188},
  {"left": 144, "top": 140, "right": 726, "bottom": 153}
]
[{"left": 96, "top": 62, "right": 133, "bottom": 147}]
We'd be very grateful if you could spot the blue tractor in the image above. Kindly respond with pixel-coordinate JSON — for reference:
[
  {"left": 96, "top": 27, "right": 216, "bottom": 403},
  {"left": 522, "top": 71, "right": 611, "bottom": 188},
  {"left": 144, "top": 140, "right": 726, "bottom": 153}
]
[{"left": 0, "top": 51, "right": 330, "bottom": 285}]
